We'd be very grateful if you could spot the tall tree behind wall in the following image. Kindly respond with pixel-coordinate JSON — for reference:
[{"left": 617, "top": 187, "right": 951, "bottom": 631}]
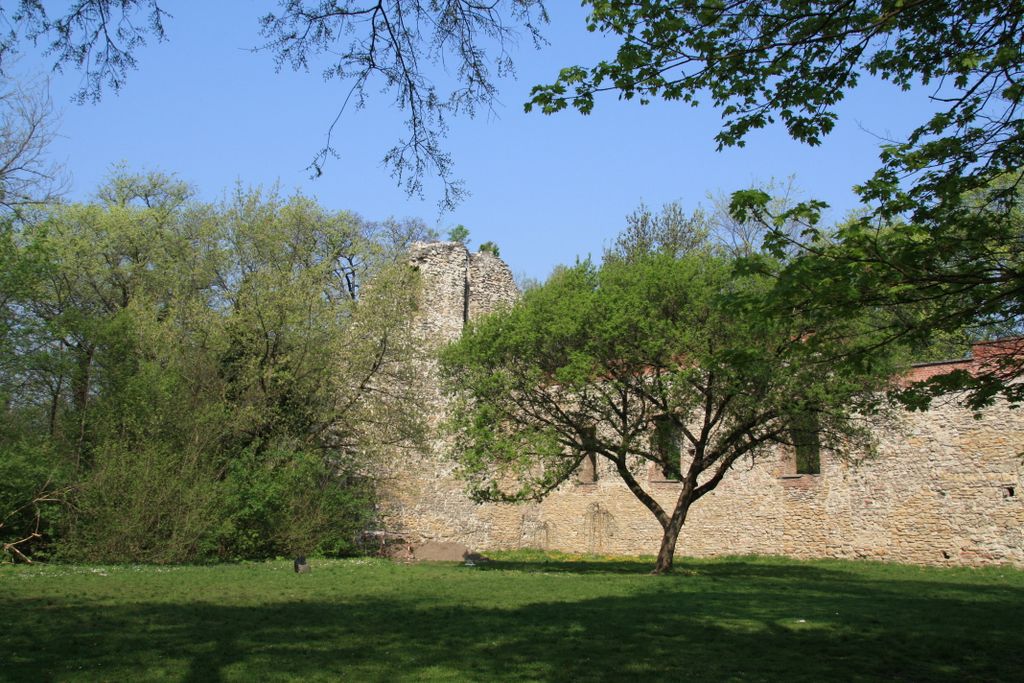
[{"left": 0, "top": 170, "right": 431, "bottom": 562}]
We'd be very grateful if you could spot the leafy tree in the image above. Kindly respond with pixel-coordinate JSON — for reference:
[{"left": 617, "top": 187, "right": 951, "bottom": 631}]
[
  {"left": 1, "top": 171, "right": 212, "bottom": 560},
  {"left": 441, "top": 251, "right": 901, "bottom": 573},
  {"left": 478, "top": 241, "right": 500, "bottom": 257},
  {"left": 10, "top": 1, "right": 1019, "bottom": 399},
  {"left": 0, "top": 170, "right": 429, "bottom": 562},
  {"left": 605, "top": 200, "right": 710, "bottom": 262},
  {"left": 526, "top": 0, "right": 1024, "bottom": 408},
  {"left": 0, "top": 423, "right": 68, "bottom": 562},
  {"left": 18, "top": 1, "right": 1021, "bottom": 244},
  {"left": 447, "top": 224, "right": 470, "bottom": 245},
  {"left": 738, "top": 176, "right": 1024, "bottom": 410}
]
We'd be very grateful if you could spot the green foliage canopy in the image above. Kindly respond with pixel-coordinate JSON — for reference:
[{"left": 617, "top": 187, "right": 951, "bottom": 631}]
[
  {"left": 442, "top": 250, "right": 902, "bottom": 573},
  {"left": 0, "top": 170, "right": 430, "bottom": 562},
  {"left": 740, "top": 175, "right": 1024, "bottom": 411},
  {"left": 447, "top": 224, "right": 471, "bottom": 245},
  {"left": 528, "top": 0, "right": 1024, "bottom": 407},
  {"left": 605, "top": 200, "right": 711, "bottom": 263}
]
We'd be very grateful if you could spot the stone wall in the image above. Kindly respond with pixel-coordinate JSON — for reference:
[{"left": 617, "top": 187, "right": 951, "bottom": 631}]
[
  {"left": 489, "top": 401, "right": 1024, "bottom": 566},
  {"left": 468, "top": 251, "right": 519, "bottom": 321},
  {"left": 377, "top": 242, "right": 523, "bottom": 548},
  {"left": 382, "top": 242, "right": 1024, "bottom": 567},
  {"left": 408, "top": 241, "right": 471, "bottom": 345}
]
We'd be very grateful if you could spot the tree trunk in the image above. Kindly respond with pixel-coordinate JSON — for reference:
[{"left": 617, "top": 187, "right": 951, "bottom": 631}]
[
  {"left": 652, "top": 525, "right": 681, "bottom": 574},
  {"left": 48, "top": 373, "right": 64, "bottom": 438},
  {"left": 651, "top": 494, "right": 692, "bottom": 574},
  {"left": 72, "top": 343, "right": 94, "bottom": 470}
]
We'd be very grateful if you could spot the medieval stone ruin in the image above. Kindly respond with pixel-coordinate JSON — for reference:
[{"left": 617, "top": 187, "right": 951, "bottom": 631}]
[{"left": 378, "top": 241, "right": 1024, "bottom": 567}]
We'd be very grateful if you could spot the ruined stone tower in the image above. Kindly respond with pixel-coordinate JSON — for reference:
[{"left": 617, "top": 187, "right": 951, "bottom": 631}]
[
  {"left": 375, "top": 242, "right": 522, "bottom": 548},
  {"left": 406, "top": 241, "right": 518, "bottom": 345}
]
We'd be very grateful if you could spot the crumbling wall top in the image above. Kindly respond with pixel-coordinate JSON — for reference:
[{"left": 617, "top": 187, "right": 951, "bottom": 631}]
[
  {"left": 468, "top": 250, "right": 519, "bottom": 322},
  {"left": 409, "top": 241, "right": 519, "bottom": 344}
]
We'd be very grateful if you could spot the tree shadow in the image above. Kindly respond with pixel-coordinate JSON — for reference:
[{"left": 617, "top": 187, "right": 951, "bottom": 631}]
[
  {"left": 480, "top": 557, "right": 660, "bottom": 575},
  {"left": 3, "top": 564, "right": 1022, "bottom": 682},
  {"left": 481, "top": 555, "right": 866, "bottom": 582}
]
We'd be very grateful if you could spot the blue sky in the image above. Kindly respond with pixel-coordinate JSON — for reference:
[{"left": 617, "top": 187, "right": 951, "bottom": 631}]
[{"left": 23, "top": 1, "right": 937, "bottom": 280}]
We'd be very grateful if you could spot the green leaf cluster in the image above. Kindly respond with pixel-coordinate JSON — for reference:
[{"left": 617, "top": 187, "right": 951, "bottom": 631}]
[
  {"left": 532, "top": 0, "right": 1024, "bottom": 407},
  {"left": 734, "top": 173, "right": 1024, "bottom": 410},
  {"left": 442, "top": 246, "right": 903, "bottom": 569},
  {"left": 0, "top": 170, "right": 430, "bottom": 562}
]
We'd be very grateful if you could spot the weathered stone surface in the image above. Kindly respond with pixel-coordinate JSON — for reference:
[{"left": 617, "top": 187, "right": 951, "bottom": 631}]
[
  {"left": 410, "top": 540, "right": 486, "bottom": 562},
  {"left": 381, "top": 242, "right": 1024, "bottom": 568},
  {"left": 408, "top": 241, "right": 471, "bottom": 345},
  {"left": 376, "top": 242, "right": 520, "bottom": 549},
  {"left": 468, "top": 250, "right": 518, "bottom": 321}
]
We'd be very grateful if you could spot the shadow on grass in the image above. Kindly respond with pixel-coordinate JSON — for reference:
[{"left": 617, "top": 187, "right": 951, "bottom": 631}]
[
  {"left": 3, "top": 561, "right": 1022, "bottom": 682},
  {"left": 481, "top": 556, "right": 871, "bottom": 582},
  {"left": 481, "top": 557, "right": 660, "bottom": 575}
]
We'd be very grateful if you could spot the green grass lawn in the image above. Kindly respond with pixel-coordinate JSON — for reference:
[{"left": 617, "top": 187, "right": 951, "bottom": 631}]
[{"left": 2, "top": 552, "right": 1022, "bottom": 682}]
